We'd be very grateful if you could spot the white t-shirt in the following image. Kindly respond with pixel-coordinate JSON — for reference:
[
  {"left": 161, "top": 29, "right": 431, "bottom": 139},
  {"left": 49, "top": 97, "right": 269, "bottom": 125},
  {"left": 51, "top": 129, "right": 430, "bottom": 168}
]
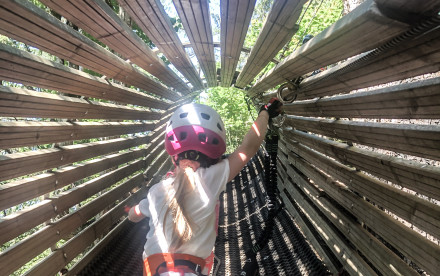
[{"left": 139, "top": 159, "right": 230, "bottom": 259}]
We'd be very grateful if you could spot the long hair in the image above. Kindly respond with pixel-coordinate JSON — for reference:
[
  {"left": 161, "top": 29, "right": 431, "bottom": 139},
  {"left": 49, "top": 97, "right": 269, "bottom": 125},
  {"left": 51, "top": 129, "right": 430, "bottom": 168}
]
[{"left": 163, "top": 166, "right": 199, "bottom": 250}]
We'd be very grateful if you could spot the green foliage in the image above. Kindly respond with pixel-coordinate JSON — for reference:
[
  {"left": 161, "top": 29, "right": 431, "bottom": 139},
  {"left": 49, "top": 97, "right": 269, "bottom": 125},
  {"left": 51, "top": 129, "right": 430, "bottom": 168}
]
[
  {"left": 242, "top": 0, "right": 344, "bottom": 83},
  {"left": 277, "top": 0, "right": 344, "bottom": 60},
  {"left": 198, "top": 87, "right": 257, "bottom": 153}
]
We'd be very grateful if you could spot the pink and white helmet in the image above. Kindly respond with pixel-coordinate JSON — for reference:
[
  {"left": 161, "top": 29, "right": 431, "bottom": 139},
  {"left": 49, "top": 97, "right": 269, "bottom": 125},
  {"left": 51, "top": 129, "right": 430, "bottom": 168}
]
[{"left": 165, "top": 103, "right": 227, "bottom": 159}]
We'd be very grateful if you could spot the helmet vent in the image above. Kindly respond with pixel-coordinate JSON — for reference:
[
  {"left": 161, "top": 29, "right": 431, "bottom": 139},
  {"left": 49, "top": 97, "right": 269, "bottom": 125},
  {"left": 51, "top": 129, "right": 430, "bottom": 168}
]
[
  {"left": 168, "top": 135, "right": 174, "bottom": 141},
  {"left": 180, "top": 132, "right": 187, "bottom": 140},
  {"left": 179, "top": 112, "right": 188, "bottom": 118},
  {"left": 217, "top": 123, "right": 223, "bottom": 131},
  {"left": 198, "top": 133, "right": 207, "bottom": 142},
  {"left": 201, "top": 113, "right": 210, "bottom": 120},
  {"left": 212, "top": 138, "right": 219, "bottom": 145}
]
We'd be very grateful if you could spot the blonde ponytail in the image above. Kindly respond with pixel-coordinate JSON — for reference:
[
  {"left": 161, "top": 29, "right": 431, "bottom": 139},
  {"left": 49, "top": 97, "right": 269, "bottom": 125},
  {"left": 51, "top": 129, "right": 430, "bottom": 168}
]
[{"left": 163, "top": 166, "right": 199, "bottom": 250}]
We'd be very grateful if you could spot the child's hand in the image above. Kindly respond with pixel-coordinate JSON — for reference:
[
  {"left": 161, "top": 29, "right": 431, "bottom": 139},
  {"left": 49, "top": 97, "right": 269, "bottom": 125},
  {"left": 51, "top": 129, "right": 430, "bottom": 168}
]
[
  {"left": 260, "top": 98, "right": 284, "bottom": 118},
  {"left": 127, "top": 204, "right": 146, "bottom": 222}
]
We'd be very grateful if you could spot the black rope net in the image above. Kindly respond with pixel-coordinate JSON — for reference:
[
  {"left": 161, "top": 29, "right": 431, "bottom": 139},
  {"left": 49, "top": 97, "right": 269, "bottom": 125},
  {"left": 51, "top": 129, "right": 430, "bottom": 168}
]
[{"left": 78, "top": 150, "right": 329, "bottom": 275}]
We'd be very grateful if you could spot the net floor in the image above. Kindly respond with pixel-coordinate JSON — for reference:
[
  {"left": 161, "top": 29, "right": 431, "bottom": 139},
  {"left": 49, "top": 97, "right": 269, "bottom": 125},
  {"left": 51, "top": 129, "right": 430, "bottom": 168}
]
[{"left": 78, "top": 153, "right": 329, "bottom": 275}]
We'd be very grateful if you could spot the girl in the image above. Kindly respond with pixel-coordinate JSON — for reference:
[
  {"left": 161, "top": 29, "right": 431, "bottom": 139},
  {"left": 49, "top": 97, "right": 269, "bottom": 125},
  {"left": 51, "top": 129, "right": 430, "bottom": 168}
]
[{"left": 128, "top": 99, "right": 283, "bottom": 276}]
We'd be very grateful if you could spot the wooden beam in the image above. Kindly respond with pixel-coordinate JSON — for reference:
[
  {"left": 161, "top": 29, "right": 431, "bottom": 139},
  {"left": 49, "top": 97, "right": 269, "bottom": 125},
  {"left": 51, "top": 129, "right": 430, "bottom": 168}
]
[
  {"left": 0, "top": 135, "right": 149, "bottom": 182},
  {"left": 277, "top": 171, "right": 339, "bottom": 273},
  {"left": 40, "top": 0, "right": 191, "bottom": 94},
  {"left": 0, "top": 173, "right": 144, "bottom": 276},
  {"left": 0, "top": 86, "right": 162, "bottom": 120},
  {"left": 283, "top": 114, "right": 440, "bottom": 160},
  {"left": 248, "top": 0, "right": 409, "bottom": 96},
  {"left": 0, "top": 121, "right": 155, "bottom": 149},
  {"left": 0, "top": 159, "right": 144, "bottom": 247},
  {"left": 173, "top": 0, "right": 217, "bottom": 87},
  {"left": 281, "top": 136, "right": 440, "bottom": 241},
  {"left": 0, "top": 44, "right": 173, "bottom": 109},
  {"left": 284, "top": 148, "right": 440, "bottom": 276},
  {"left": 0, "top": 149, "right": 146, "bottom": 211},
  {"left": 277, "top": 164, "right": 376, "bottom": 275},
  {"left": 281, "top": 129, "right": 440, "bottom": 201},
  {"left": 277, "top": 152, "right": 419, "bottom": 275},
  {"left": 235, "top": 0, "right": 304, "bottom": 88},
  {"left": 294, "top": 26, "right": 440, "bottom": 100},
  {"left": 374, "top": 0, "right": 440, "bottom": 21},
  {"left": 220, "top": 0, "right": 256, "bottom": 87},
  {"left": 119, "top": 0, "right": 204, "bottom": 90},
  {"left": 0, "top": 0, "right": 179, "bottom": 100}
]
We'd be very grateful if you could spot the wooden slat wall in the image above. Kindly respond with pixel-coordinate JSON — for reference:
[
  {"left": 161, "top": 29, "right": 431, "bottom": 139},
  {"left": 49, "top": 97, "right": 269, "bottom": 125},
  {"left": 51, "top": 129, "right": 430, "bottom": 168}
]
[
  {"left": 173, "top": 0, "right": 217, "bottom": 87},
  {"left": 234, "top": 0, "right": 304, "bottom": 88},
  {"left": 1, "top": 0, "right": 440, "bottom": 274},
  {"left": 248, "top": 0, "right": 411, "bottom": 96},
  {"left": 269, "top": 1, "right": 440, "bottom": 274},
  {"left": 0, "top": 86, "right": 162, "bottom": 120},
  {"left": 0, "top": 1, "right": 196, "bottom": 270},
  {"left": 276, "top": 20, "right": 440, "bottom": 102},
  {"left": 40, "top": 0, "right": 191, "bottom": 94},
  {"left": 119, "top": 0, "right": 204, "bottom": 90},
  {"left": 220, "top": 0, "right": 256, "bottom": 87},
  {"left": 0, "top": 44, "right": 175, "bottom": 108},
  {"left": 0, "top": 0, "right": 178, "bottom": 101}
]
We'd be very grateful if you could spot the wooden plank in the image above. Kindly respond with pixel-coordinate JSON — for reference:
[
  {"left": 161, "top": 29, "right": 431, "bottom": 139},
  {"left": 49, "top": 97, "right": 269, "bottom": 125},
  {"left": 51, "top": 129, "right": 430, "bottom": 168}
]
[
  {"left": 284, "top": 77, "right": 440, "bottom": 119},
  {"left": 0, "top": 160, "right": 144, "bottom": 246},
  {"left": 0, "top": 135, "right": 150, "bottom": 182},
  {"left": 40, "top": 0, "right": 191, "bottom": 94},
  {"left": 0, "top": 86, "right": 161, "bottom": 120},
  {"left": 277, "top": 169, "right": 376, "bottom": 275},
  {"left": 144, "top": 149, "right": 168, "bottom": 180},
  {"left": 29, "top": 184, "right": 149, "bottom": 276},
  {"left": 0, "top": 149, "right": 146, "bottom": 211},
  {"left": 248, "top": 0, "right": 410, "bottom": 96},
  {"left": 118, "top": 0, "right": 204, "bottom": 90},
  {"left": 282, "top": 136, "right": 440, "bottom": 241},
  {"left": 375, "top": 0, "right": 440, "bottom": 19},
  {"left": 0, "top": 200, "right": 54, "bottom": 245},
  {"left": 0, "top": 121, "right": 155, "bottom": 149},
  {"left": 0, "top": 44, "right": 172, "bottom": 109},
  {"left": 0, "top": 173, "right": 144, "bottom": 276},
  {"left": 220, "top": 0, "right": 256, "bottom": 87},
  {"left": 0, "top": 0, "right": 179, "bottom": 100},
  {"left": 294, "top": 28, "right": 440, "bottom": 100},
  {"left": 278, "top": 156, "right": 419, "bottom": 276},
  {"left": 65, "top": 219, "right": 130, "bottom": 276},
  {"left": 283, "top": 114, "right": 440, "bottom": 160},
  {"left": 277, "top": 169, "right": 339, "bottom": 273},
  {"left": 281, "top": 129, "right": 440, "bottom": 201},
  {"left": 284, "top": 149, "right": 440, "bottom": 276},
  {"left": 172, "top": 0, "right": 217, "bottom": 87},
  {"left": 51, "top": 160, "right": 145, "bottom": 214},
  {"left": 235, "top": 0, "right": 304, "bottom": 88}
]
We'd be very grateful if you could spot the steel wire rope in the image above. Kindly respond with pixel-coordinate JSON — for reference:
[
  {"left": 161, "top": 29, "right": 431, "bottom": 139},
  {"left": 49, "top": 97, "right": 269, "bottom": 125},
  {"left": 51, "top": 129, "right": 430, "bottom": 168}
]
[
  {"left": 277, "top": 0, "right": 316, "bottom": 60},
  {"left": 292, "top": 0, "right": 325, "bottom": 52}
]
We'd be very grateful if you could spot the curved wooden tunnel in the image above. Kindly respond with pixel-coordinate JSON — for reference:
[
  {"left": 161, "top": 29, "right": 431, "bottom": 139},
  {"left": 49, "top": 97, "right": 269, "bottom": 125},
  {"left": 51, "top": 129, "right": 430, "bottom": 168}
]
[{"left": 0, "top": 0, "right": 439, "bottom": 275}]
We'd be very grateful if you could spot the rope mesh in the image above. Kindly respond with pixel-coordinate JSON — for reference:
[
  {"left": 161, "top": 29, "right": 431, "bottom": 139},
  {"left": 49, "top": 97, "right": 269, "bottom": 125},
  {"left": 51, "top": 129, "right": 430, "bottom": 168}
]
[{"left": 78, "top": 151, "right": 329, "bottom": 275}]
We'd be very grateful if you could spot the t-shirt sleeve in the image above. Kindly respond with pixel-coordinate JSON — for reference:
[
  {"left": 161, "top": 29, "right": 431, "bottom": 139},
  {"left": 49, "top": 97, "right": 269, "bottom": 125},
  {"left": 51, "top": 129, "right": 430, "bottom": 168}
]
[
  {"left": 200, "top": 158, "right": 230, "bottom": 198},
  {"left": 138, "top": 197, "right": 150, "bottom": 218}
]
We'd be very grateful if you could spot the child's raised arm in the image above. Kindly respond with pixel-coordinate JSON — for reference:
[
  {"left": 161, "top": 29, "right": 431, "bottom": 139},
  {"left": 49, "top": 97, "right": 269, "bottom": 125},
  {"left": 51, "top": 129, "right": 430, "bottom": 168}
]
[{"left": 227, "top": 98, "right": 283, "bottom": 182}]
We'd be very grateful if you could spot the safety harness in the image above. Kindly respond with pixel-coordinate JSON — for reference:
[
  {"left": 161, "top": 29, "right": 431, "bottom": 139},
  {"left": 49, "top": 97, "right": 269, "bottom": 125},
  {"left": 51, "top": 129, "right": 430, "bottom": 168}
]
[{"left": 144, "top": 253, "right": 208, "bottom": 276}]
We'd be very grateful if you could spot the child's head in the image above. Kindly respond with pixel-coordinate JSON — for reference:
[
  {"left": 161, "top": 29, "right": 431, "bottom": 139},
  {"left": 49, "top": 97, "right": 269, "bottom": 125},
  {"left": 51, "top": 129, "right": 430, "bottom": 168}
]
[{"left": 165, "top": 103, "right": 226, "bottom": 168}]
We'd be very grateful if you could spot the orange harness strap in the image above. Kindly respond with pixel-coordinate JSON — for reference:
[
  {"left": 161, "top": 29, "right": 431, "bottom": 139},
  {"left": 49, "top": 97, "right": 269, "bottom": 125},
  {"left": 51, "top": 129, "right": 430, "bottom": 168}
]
[{"left": 144, "top": 253, "right": 206, "bottom": 276}]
